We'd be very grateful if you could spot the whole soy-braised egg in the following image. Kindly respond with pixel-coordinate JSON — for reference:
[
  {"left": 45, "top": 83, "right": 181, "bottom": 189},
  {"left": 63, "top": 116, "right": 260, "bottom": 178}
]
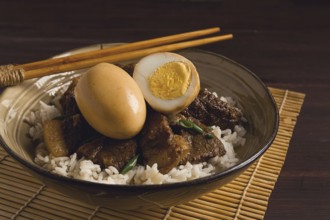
[
  {"left": 133, "top": 52, "right": 200, "bottom": 114},
  {"left": 74, "top": 63, "right": 146, "bottom": 139}
]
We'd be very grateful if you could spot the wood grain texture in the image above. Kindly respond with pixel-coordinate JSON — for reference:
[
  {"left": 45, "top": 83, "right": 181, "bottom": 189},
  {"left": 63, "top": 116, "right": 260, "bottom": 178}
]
[{"left": 0, "top": 0, "right": 329, "bottom": 219}]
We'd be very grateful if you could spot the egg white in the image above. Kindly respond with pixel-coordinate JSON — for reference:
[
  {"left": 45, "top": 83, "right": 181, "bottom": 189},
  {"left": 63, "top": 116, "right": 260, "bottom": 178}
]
[{"left": 133, "top": 52, "right": 200, "bottom": 114}]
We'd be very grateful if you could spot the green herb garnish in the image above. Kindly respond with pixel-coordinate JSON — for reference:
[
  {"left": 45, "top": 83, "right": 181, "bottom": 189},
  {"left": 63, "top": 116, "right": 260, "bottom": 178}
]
[
  {"left": 121, "top": 154, "right": 139, "bottom": 174},
  {"left": 178, "top": 119, "right": 214, "bottom": 139},
  {"left": 178, "top": 119, "right": 204, "bottom": 134},
  {"left": 52, "top": 113, "right": 75, "bottom": 121},
  {"left": 205, "top": 133, "right": 215, "bottom": 139}
]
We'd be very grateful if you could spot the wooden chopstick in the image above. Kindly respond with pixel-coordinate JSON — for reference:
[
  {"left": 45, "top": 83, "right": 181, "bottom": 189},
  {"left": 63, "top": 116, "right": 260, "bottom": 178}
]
[
  {"left": 19, "top": 27, "right": 221, "bottom": 71},
  {"left": 24, "top": 34, "right": 233, "bottom": 80},
  {"left": 0, "top": 29, "right": 233, "bottom": 87}
]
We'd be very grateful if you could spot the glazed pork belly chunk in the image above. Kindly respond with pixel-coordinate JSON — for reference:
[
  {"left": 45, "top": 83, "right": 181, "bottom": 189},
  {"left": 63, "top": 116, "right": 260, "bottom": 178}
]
[
  {"left": 139, "top": 110, "right": 227, "bottom": 174},
  {"left": 59, "top": 76, "right": 80, "bottom": 115},
  {"left": 76, "top": 137, "right": 138, "bottom": 171},
  {"left": 181, "top": 88, "right": 243, "bottom": 130},
  {"left": 43, "top": 114, "right": 97, "bottom": 157},
  {"left": 177, "top": 117, "right": 226, "bottom": 165},
  {"left": 138, "top": 110, "right": 190, "bottom": 174}
]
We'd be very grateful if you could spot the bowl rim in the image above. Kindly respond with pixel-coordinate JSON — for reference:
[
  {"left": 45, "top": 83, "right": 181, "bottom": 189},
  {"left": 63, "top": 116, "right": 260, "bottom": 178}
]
[{"left": 0, "top": 47, "right": 279, "bottom": 190}]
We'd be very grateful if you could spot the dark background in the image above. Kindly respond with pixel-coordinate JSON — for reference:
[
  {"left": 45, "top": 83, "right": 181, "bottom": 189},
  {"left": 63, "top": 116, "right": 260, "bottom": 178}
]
[{"left": 1, "top": 0, "right": 329, "bottom": 219}]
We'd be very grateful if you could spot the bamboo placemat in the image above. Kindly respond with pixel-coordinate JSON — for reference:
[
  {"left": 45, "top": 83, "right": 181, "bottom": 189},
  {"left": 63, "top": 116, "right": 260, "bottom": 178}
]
[{"left": 0, "top": 87, "right": 305, "bottom": 220}]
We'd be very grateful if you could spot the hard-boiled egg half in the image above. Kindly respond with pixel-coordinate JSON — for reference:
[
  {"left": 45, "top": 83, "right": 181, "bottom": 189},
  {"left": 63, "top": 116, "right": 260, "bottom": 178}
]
[
  {"left": 74, "top": 63, "right": 146, "bottom": 139},
  {"left": 133, "top": 52, "right": 200, "bottom": 114}
]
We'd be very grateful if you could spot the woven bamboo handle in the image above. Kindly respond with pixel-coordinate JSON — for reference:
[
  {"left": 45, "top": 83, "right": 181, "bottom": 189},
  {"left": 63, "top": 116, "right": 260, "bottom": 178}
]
[{"left": 0, "top": 65, "right": 25, "bottom": 87}]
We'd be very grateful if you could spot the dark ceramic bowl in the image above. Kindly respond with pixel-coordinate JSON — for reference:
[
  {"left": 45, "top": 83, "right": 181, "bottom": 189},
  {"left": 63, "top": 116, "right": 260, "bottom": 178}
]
[{"left": 0, "top": 44, "right": 279, "bottom": 210}]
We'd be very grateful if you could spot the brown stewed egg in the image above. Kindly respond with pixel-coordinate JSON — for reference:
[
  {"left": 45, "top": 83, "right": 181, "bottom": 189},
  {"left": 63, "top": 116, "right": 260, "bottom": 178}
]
[
  {"left": 74, "top": 63, "right": 146, "bottom": 139},
  {"left": 133, "top": 52, "right": 200, "bottom": 114}
]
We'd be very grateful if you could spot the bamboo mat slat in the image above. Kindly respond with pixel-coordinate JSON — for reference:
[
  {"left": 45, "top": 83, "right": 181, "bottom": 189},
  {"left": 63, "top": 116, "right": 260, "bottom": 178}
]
[{"left": 0, "top": 87, "right": 305, "bottom": 220}]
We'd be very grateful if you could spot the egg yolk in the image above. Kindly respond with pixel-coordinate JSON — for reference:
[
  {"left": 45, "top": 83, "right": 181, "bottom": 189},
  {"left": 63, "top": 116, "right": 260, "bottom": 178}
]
[{"left": 148, "top": 61, "right": 191, "bottom": 100}]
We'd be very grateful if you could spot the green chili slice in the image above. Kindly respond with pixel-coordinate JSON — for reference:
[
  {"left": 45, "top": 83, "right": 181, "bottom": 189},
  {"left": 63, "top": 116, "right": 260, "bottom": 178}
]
[
  {"left": 178, "top": 119, "right": 204, "bottom": 134},
  {"left": 178, "top": 119, "right": 214, "bottom": 139},
  {"left": 205, "top": 133, "right": 215, "bottom": 139},
  {"left": 52, "top": 113, "right": 75, "bottom": 121},
  {"left": 121, "top": 154, "right": 139, "bottom": 174},
  {"left": 178, "top": 119, "right": 193, "bottom": 128}
]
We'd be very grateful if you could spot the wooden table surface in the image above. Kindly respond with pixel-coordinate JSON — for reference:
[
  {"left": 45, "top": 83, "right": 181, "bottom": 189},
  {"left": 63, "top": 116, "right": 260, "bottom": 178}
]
[{"left": 1, "top": 0, "right": 329, "bottom": 219}]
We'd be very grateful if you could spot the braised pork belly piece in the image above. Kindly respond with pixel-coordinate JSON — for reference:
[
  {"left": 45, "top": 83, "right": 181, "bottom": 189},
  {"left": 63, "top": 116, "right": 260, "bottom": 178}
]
[{"left": 181, "top": 88, "right": 242, "bottom": 130}]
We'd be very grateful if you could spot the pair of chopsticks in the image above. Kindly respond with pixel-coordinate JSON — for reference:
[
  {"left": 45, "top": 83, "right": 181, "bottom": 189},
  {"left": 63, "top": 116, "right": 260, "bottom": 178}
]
[{"left": 0, "top": 27, "right": 232, "bottom": 87}]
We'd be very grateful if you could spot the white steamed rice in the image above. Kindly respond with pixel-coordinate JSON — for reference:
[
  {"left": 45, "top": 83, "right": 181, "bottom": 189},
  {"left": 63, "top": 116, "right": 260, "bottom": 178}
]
[{"left": 27, "top": 94, "right": 246, "bottom": 185}]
